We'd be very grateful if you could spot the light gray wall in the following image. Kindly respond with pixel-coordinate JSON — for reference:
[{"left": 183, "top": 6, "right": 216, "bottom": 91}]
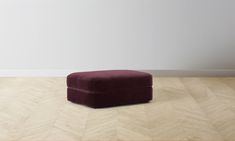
[{"left": 0, "top": 0, "right": 234, "bottom": 74}]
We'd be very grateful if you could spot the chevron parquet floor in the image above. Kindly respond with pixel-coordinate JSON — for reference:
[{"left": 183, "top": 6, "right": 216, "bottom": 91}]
[{"left": 0, "top": 77, "right": 235, "bottom": 141}]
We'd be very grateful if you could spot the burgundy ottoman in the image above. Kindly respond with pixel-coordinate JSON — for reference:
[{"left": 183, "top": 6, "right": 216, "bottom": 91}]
[{"left": 67, "top": 70, "right": 152, "bottom": 108}]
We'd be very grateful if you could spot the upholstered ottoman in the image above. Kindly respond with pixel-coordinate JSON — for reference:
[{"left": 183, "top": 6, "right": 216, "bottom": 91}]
[{"left": 67, "top": 70, "right": 152, "bottom": 108}]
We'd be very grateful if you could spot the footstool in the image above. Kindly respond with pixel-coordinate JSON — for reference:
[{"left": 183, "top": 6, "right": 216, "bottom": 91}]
[{"left": 67, "top": 70, "right": 152, "bottom": 108}]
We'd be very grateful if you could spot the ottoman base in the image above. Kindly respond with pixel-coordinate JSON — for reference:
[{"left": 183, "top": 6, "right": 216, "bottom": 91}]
[{"left": 67, "top": 87, "right": 152, "bottom": 108}]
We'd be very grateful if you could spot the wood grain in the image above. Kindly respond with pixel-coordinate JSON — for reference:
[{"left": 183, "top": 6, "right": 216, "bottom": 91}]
[{"left": 0, "top": 77, "right": 235, "bottom": 141}]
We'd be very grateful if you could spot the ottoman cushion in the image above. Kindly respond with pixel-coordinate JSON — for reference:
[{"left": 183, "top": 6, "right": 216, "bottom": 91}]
[{"left": 67, "top": 70, "right": 152, "bottom": 108}]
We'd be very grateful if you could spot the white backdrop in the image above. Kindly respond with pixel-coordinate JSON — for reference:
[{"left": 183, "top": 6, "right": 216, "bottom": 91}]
[{"left": 0, "top": 0, "right": 234, "bottom": 75}]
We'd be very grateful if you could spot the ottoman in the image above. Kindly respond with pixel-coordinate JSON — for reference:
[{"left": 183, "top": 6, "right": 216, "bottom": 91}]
[{"left": 67, "top": 70, "right": 152, "bottom": 108}]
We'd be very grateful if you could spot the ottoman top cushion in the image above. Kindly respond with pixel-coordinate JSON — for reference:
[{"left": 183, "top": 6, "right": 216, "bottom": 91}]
[{"left": 67, "top": 70, "right": 152, "bottom": 91}]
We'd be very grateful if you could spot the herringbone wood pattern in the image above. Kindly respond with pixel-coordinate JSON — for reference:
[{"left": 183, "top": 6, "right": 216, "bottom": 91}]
[{"left": 0, "top": 77, "right": 235, "bottom": 141}]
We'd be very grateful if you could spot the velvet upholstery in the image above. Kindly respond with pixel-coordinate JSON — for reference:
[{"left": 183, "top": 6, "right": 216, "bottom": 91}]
[{"left": 67, "top": 70, "right": 152, "bottom": 108}]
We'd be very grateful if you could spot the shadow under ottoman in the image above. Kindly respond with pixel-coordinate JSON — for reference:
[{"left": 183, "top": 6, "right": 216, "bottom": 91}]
[{"left": 67, "top": 70, "right": 152, "bottom": 108}]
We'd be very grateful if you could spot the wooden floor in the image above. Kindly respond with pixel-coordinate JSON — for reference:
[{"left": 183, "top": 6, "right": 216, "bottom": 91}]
[{"left": 0, "top": 77, "right": 235, "bottom": 141}]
